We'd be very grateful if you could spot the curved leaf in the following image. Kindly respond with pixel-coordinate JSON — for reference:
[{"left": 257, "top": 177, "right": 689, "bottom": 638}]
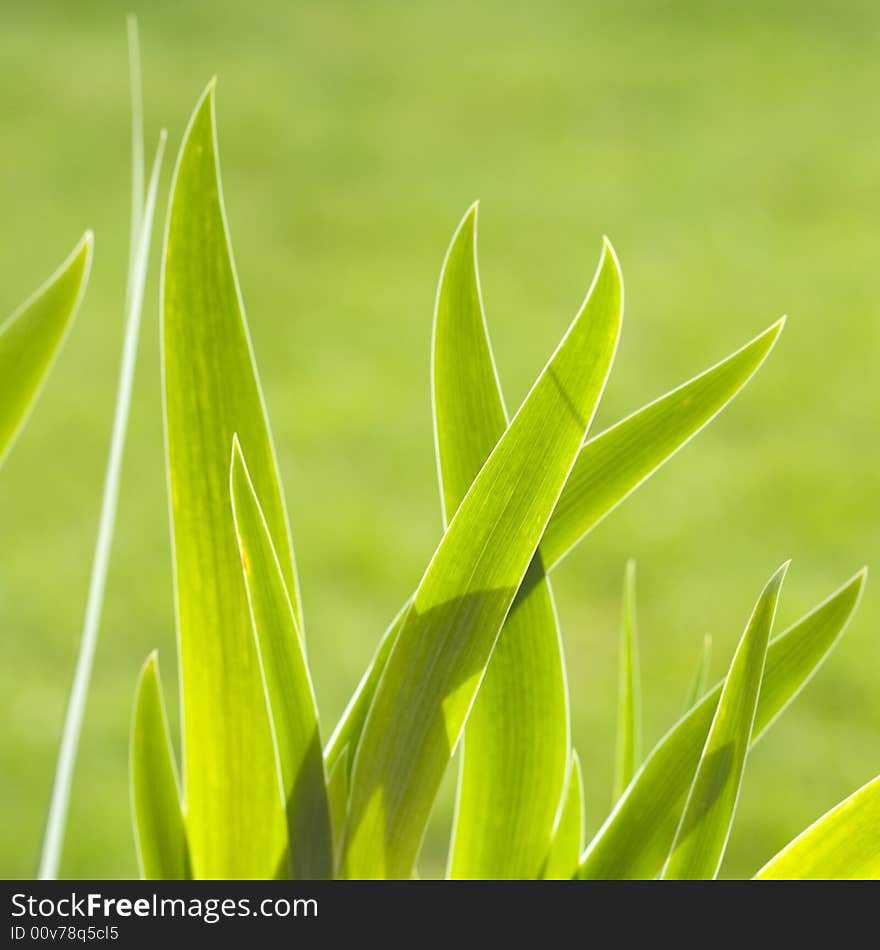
[
  {"left": 434, "top": 205, "right": 568, "bottom": 880},
  {"left": 661, "top": 562, "right": 787, "bottom": 879},
  {"left": 325, "top": 602, "right": 409, "bottom": 777},
  {"left": 542, "top": 318, "right": 785, "bottom": 569},
  {"left": 230, "top": 438, "right": 332, "bottom": 879},
  {"left": 0, "top": 232, "right": 92, "bottom": 468},
  {"left": 755, "top": 774, "right": 880, "bottom": 880},
  {"left": 683, "top": 634, "right": 713, "bottom": 713},
  {"left": 341, "top": 239, "right": 623, "bottom": 879},
  {"left": 542, "top": 752, "right": 584, "bottom": 880},
  {"left": 162, "top": 82, "right": 300, "bottom": 877},
  {"left": 329, "top": 320, "right": 785, "bottom": 774},
  {"left": 130, "top": 653, "right": 189, "bottom": 880},
  {"left": 577, "top": 568, "right": 866, "bottom": 879}
]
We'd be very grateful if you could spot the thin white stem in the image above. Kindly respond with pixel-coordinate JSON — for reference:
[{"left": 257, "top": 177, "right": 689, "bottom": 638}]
[{"left": 38, "top": 20, "right": 166, "bottom": 878}]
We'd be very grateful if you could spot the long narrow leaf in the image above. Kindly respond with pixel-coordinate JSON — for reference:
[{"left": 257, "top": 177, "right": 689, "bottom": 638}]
[
  {"left": 542, "top": 752, "right": 584, "bottom": 879},
  {"left": 541, "top": 318, "right": 785, "bottom": 569},
  {"left": 341, "top": 239, "right": 623, "bottom": 879},
  {"left": 683, "top": 634, "right": 713, "bottom": 713},
  {"left": 0, "top": 232, "right": 92, "bottom": 468},
  {"left": 327, "top": 745, "right": 350, "bottom": 855},
  {"left": 39, "top": 28, "right": 165, "bottom": 878},
  {"left": 661, "top": 562, "right": 787, "bottom": 879},
  {"left": 325, "top": 603, "right": 409, "bottom": 777},
  {"left": 578, "top": 567, "right": 866, "bottom": 879},
  {"left": 230, "top": 438, "right": 332, "bottom": 879},
  {"left": 613, "top": 559, "right": 641, "bottom": 802},
  {"left": 434, "top": 205, "right": 569, "bottom": 880},
  {"left": 130, "top": 653, "right": 189, "bottom": 880},
  {"left": 755, "top": 774, "right": 880, "bottom": 880},
  {"left": 162, "top": 83, "right": 301, "bottom": 877},
  {"left": 329, "top": 320, "right": 785, "bottom": 770}
]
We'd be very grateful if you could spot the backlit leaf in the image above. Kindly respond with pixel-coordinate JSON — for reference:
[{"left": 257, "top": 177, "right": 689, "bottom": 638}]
[
  {"left": 542, "top": 752, "right": 584, "bottom": 880},
  {"left": 0, "top": 233, "right": 92, "bottom": 468},
  {"left": 578, "top": 568, "right": 866, "bottom": 879},
  {"left": 230, "top": 438, "right": 332, "bottom": 879},
  {"left": 434, "top": 205, "right": 568, "bottom": 880},
  {"left": 162, "top": 82, "right": 301, "bottom": 877},
  {"left": 130, "top": 653, "right": 189, "bottom": 880},
  {"left": 755, "top": 774, "right": 880, "bottom": 880},
  {"left": 660, "top": 562, "right": 787, "bottom": 879},
  {"left": 341, "top": 238, "right": 623, "bottom": 879}
]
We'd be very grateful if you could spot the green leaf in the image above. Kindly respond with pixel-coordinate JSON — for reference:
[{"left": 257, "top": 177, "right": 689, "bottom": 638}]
[
  {"left": 40, "top": 23, "right": 165, "bottom": 880},
  {"left": 613, "top": 559, "right": 642, "bottom": 802},
  {"left": 162, "top": 82, "right": 301, "bottom": 877},
  {"left": 325, "top": 602, "right": 409, "bottom": 778},
  {"left": 327, "top": 744, "right": 351, "bottom": 855},
  {"left": 755, "top": 773, "right": 880, "bottom": 880},
  {"left": 434, "top": 205, "right": 568, "bottom": 880},
  {"left": 329, "top": 319, "right": 785, "bottom": 774},
  {"left": 130, "top": 653, "right": 189, "bottom": 880},
  {"left": 661, "top": 562, "right": 787, "bottom": 879},
  {"left": 541, "top": 318, "right": 785, "bottom": 569},
  {"left": 0, "top": 232, "right": 92, "bottom": 469},
  {"left": 341, "top": 238, "right": 623, "bottom": 879},
  {"left": 578, "top": 567, "right": 866, "bottom": 879},
  {"left": 542, "top": 752, "right": 584, "bottom": 879},
  {"left": 683, "top": 634, "right": 713, "bottom": 713},
  {"left": 230, "top": 438, "right": 332, "bottom": 880}
]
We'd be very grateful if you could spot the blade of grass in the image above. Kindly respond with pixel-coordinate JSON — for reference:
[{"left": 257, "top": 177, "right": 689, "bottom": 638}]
[
  {"left": 660, "top": 562, "right": 788, "bottom": 879},
  {"left": 130, "top": 653, "right": 189, "bottom": 880},
  {"left": 542, "top": 752, "right": 584, "bottom": 879},
  {"left": 577, "top": 567, "right": 866, "bottom": 879},
  {"left": 434, "top": 205, "right": 569, "bottom": 880},
  {"left": 162, "top": 82, "right": 303, "bottom": 878},
  {"left": 327, "top": 745, "right": 350, "bottom": 856},
  {"left": 230, "top": 438, "right": 332, "bottom": 880},
  {"left": 541, "top": 318, "right": 785, "bottom": 569},
  {"left": 0, "top": 233, "right": 92, "bottom": 469},
  {"left": 329, "top": 320, "right": 785, "bottom": 769},
  {"left": 325, "top": 602, "right": 410, "bottom": 777},
  {"left": 755, "top": 774, "right": 880, "bottom": 880},
  {"left": 341, "top": 239, "right": 623, "bottom": 879},
  {"left": 38, "top": 31, "right": 165, "bottom": 876},
  {"left": 613, "top": 558, "right": 642, "bottom": 802},
  {"left": 683, "top": 634, "right": 713, "bottom": 713}
]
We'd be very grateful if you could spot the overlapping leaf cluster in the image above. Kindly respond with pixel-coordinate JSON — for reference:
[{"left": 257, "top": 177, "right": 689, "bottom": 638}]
[
  {"left": 131, "top": 86, "right": 873, "bottom": 881},
  {"left": 5, "top": 51, "right": 873, "bottom": 881}
]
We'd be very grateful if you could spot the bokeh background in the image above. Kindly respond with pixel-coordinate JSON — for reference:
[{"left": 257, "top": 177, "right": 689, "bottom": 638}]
[{"left": 1, "top": 0, "right": 877, "bottom": 879}]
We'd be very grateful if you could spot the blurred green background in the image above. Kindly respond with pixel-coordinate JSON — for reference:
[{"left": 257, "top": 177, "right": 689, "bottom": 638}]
[{"left": 1, "top": 0, "right": 877, "bottom": 879}]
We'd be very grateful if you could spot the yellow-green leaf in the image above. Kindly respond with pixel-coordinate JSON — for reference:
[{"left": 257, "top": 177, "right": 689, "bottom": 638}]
[
  {"left": 541, "top": 318, "right": 785, "bottom": 569},
  {"left": 578, "top": 568, "right": 866, "bottom": 879},
  {"left": 130, "top": 653, "right": 189, "bottom": 881},
  {"left": 434, "top": 205, "right": 568, "bottom": 880},
  {"left": 327, "top": 744, "right": 350, "bottom": 857},
  {"left": 613, "top": 559, "right": 642, "bottom": 802},
  {"left": 661, "top": 562, "right": 787, "bottom": 879},
  {"left": 230, "top": 438, "right": 332, "bottom": 879},
  {"left": 162, "top": 82, "right": 299, "bottom": 877},
  {"left": 325, "top": 602, "right": 409, "bottom": 778},
  {"left": 329, "top": 320, "right": 785, "bottom": 778},
  {"left": 683, "top": 634, "right": 713, "bottom": 713},
  {"left": 543, "top": 752, "right": 584, "bottom": 880},
  {"left": 341, "top": 239, "right": 623, "bottom": 879},
  {"left": 755, "top": 774, "right": 880, "bottom": 880},
  {"left": 0, "top": 232, "right": 92, "bottom": 467}
]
